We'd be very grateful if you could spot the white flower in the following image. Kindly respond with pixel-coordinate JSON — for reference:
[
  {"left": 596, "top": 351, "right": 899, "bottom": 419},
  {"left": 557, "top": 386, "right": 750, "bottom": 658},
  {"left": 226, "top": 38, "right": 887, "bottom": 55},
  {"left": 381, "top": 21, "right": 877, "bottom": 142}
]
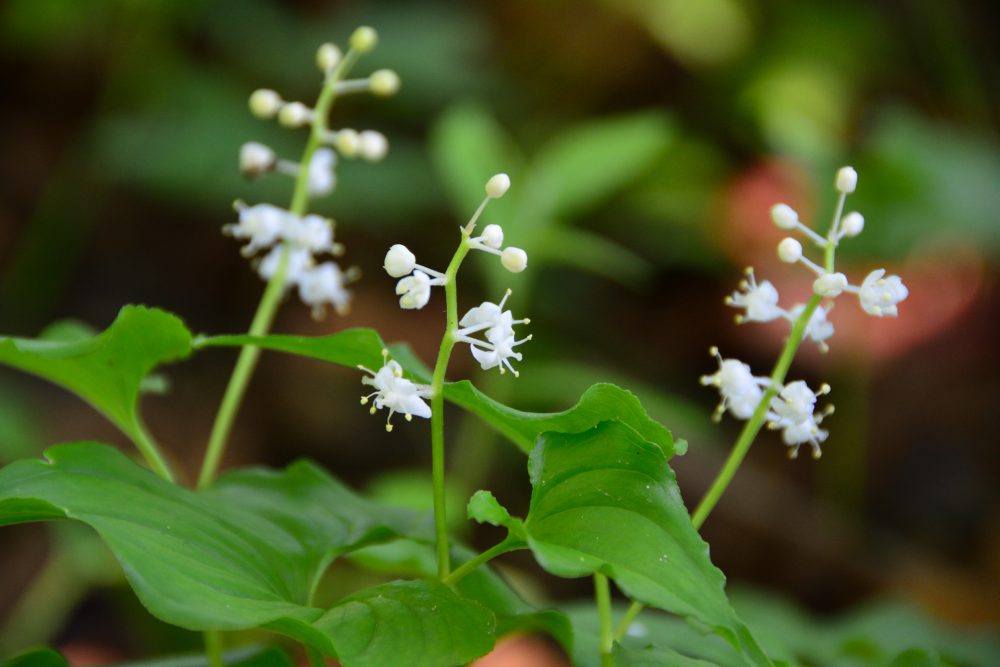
[
  {"left": 298, "top": 262, "right": 352, "bottom": 318},
  {"left": 700, "top": 349, "right": 769, "bottom": 421},
  {"left": 258, "top": 245, "right": 313, "bottom": 287},
  {"left": 456, "top": 290, "right": 531, "bottom": 376},
  {"left": 316, "top": 43, "right": 342, "bottom": 73},
  {"left": 358, "top": 130, "right": 388, "bottom": 162},
  {"left": 396, "top": 270, "right": 433, "bottom": 309},
  {"left": 359, "top": 352, "right": 432, "bottom": 432},
  {"left": 479, "top": 224, "right": 504, "bottom": 249},
  {"left": 501, "top": 247, "right": 528, "bottom": 273},
  {"left": 839, "top": 212, "right": 864, "bottom": 238},
  {"left": 780, "top": 414, "right": 829, "bottom": 459},
  {"left": 770, "top": 203, "right": 799, "bottom": 230},
  {"left": 307, "top": 148, "right": 337, "bottom": 196},
  {"left": 369, "top": 69, "right": 400, "bottom": 97},
  {"left": 835, "top": 166, "right": 858, "bottom": 194},
  {"left": 249, "top": 89, "right": 282, "bottom": 118},
  {"left": 486, "top": 173, "right": 510, "bottom": 199},
  {"left": 857, "top": 269, "right": 908, "bottom": 317},
  {"left": 284, "top": 214, "right": 335, "bottom": 254},
  {"left": 350, "top": 26, "right": 378, "bottom": 54},
  {"left": 278, "top": 101, "right": 313, "bottom": 128},
  {"left": 787, "top": 303, "right": 834, "bottom": 352},
  {"left": 225, "top": 204, "right": 290, "bottom": 256},
  {"left": 726, "top": 268, "right": 783, "bottom": 323},
  {"left": 777, "top": 237, "right": 803, "bottom": 263}
]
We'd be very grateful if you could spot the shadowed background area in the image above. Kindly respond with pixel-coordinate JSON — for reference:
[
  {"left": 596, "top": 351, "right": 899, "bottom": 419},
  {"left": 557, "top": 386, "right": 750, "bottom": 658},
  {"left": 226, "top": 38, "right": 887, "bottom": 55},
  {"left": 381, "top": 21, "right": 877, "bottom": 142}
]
[{"left": 1, "top": 0, "right": 998, "bottom": 663}]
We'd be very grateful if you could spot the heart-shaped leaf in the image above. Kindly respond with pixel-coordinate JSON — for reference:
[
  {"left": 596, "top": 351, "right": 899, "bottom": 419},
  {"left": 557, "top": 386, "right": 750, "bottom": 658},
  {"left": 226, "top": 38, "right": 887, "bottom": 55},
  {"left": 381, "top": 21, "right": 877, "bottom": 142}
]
[
  {"left": 194, "top": 330, "right": 675, "bottom": 456},
  {"left": 0, "top": 444, "right": 493, "bottom": 666},
  {"left": 522, "top": 422, "right": 771, "bottom": 666}
]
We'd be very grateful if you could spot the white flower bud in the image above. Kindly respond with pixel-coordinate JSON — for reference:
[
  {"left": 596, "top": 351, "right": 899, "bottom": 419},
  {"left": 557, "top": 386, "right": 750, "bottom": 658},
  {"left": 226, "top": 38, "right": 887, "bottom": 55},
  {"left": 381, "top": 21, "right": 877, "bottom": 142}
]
[
  {"left": 278, "top": 102, "right": 312, "bottom": 128},
  {"left": 384, "top": 244, "right": 416, "bottom": 278},
  {"left": 336, "top": 129, "right": 360, "bottom": 158},
  {"left": 485, "top": 173, "right": 511, "bottom": 199},
  {"left": 777, "top": 237, "right": 802, "bottom": 263},
  {"left": 316, "top": 43, "right": 342, "bottom": 72},
  {"left": 369, "top": 69, "right": 400, "bottom": 97},
  {"left": 813, "top": 272, "right": 848, "bottom": 297},
  {"left": 835, "top": 166, "right": 858, "bottom": 194},
  {"left": 249, "top": 89, "right": 282, "bottom": 119},
  {"left": 239, "top": 142, "right": 276, "bottom": 177},
  {"left": 481, "top": 224, "right": 504, "bottom": 249},
  {"left": 840, "top": 211, "right": 864, "bottom": 237},
  {"left": 350, "top": 26, "right": 378, "bottom": 53},
  {"left": 501, "top": 247, "right": 528, "bottom": 273},
  {"left": 770, "top": 203, "right": 799, "bottom": 229},
  {"left": 358, "top": 130, "right": 389, "bottom": 162}
]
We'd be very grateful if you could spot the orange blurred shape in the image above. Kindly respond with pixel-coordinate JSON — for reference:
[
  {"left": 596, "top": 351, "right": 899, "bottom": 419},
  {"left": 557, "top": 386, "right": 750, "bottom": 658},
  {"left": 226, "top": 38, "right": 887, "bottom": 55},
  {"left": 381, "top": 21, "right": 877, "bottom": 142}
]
[{"left": 471, "top": 634, "right": 569, "bottom": 667}]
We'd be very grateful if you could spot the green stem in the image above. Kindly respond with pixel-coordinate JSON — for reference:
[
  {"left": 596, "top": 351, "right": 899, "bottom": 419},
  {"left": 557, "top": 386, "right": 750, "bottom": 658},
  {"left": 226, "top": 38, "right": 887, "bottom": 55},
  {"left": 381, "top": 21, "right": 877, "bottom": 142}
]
[
  {"left": 594, "top": 573, "right": 615, "bottom": 667},
  {"left": 442, "top": 536, "right": 524, "bottom": 586},
  {"left": 204, "top": 630, "right": 224, "bottom": 667},
  {"left": 133, "top": 421, "right": 175, "bottom": 483},
  {"left": 690, "top": 293, "right": 822, "bottom": 529},
  {"left": 429, "top": 232, "right": 475, "bottom": 579},
  {"left": 613, "top": 600, "right": 643, "bottom": 643},
  {"left": 196, "top": 51, "right": 358, "bottom": 490}
]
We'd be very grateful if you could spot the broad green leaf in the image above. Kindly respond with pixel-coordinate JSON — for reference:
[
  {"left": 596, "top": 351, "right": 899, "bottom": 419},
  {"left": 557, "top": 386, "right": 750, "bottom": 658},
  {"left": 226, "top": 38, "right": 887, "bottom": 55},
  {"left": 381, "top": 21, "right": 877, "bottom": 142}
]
[
  {"left": 0, "top": 444, "right": 497, "bottom": 665},
  {"left": 534, "top": 226, "right": 654, "bottom": 288},
  {"left": 523, "top": 422, "right": 771, "bottom": 666},
  {"left": 613, "top": 643, "right": 717, "bottom": 667},
  {"left": 194, "top": 330, "right": 676, "bottom": 456},
  {"left": 1, "top": 648, "right": 67, "bottom": 667},
  {"left": 530, "top": 112, "right": 674, "bottom": 218},
  {"left": 110, "top": 646, "right": 292, "bottom": 667},
  {"left": 0, "top": 306, "right": 192, "bottom": 447}
]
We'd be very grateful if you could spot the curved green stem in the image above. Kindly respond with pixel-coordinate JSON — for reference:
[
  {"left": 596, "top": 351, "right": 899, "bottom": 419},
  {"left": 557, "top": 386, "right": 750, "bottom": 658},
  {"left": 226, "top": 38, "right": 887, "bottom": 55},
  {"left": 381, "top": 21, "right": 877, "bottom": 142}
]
[
  {"left": 197, "top": 52, "right": 358, "bottom": 490},
  {"left": 613, "top": 600, "right": 643, "bottom": 643},
  {"left": 594, "top": 573, "right": 615, "bottom": 667},
  {"left": 204, "top": 630, "right": 224, "bottom": 667},
  {"left": 429, "top": 232, "right": 475, "bottom": 578},
  {"left": 442, "top": 535, "right": 525, "bottom": 586},
  {"left": 133, "top": 421, "right": 175, "bottom": 483}
]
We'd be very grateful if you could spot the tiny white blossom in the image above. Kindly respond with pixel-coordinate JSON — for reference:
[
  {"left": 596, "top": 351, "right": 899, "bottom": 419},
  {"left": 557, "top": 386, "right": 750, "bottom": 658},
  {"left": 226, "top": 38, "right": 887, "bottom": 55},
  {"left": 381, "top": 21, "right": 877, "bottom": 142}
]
[
  {"left": 282, "top": 214, "right": 336, "bottom": 254},
  {"left": 769, "top": 380, "right": 828, "bottom": 426},
  {"left": 225, "top": 203, "right": 290, "bottom": 256},
  {"left": 456, "top": 290, "right": 531, "bottom": 376},
  {"left": 835, "top": 166, "right": 858, "bottom": 194},
  {"left": 258, "top": 245, "right": 313, "bottom": 287},
  {"left": 359, "top": 351, "right": 432, "bottom": 432},
  {"left": 350, "top": 26, "right": 378, "bottom": 54},
  {"left": 278, "top": 102, "right": 312, "bottom": 128},
  {"left": 700, "top": 348, "right": 769, "bottom": 421},
  {"left": 486, "top": 173, "right": 511, "bottom": 199},
  {"left": 396, "top": 270, "right": 433, "bottom": 309},
  {"left": 857, "top": 269, "right": 908, "bottom": 317},
  {"left": 316, "top": 43, "right": 342, "bottom": 73},
  {"left": 298, "top": 262, "right": 352, "bottom": 318},
  {"left": 369, "top": 69, "right": 400, "bottom": 97},
  {"left": 307, "top": 148, "right": 337, "bottom": 197},
  {"left": 479, "top": 224, "right": 504, "bottom": 249},
  {"left": 358, "top": 130, "right": 388, "bottom": 162},
  {"left": 781, "top": 414, "right": 829, "bottom": 460},
  {"left": 770, "top": 203, "right": 799, "bottom": 230},
  {"left": 726, "top": 268, "right": 783, "bottom": 323},
  {"left": 249, "top": 89, "right": 282, "bottom": 118},
  {"left": 839, "top": 212, "right": 864, "bottom": 238},
  {"left": 777, "top": 237, "right": 803, "bottom": 263}
]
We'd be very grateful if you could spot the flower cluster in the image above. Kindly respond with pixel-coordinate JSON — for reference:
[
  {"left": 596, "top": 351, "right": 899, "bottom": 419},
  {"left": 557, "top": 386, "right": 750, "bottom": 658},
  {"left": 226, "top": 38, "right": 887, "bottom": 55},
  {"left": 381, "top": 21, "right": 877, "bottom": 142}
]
[
  {"left": 226, "top": 30, "right": 399, "bottom": 319},
  {"left": 705, "top": 167, "right": 909, "bottom": 459},
  {"left": 701, "top": 348, "right": 832, "bottom": 459},
  {"left": 358, "top": 350, "right": 432, "bottom": 432},
  {"left": 225, "top": 203, "right": 355, "bottom": 318},
  {"left": 456, "top": 289, "right": 532, "bottom": 376}
]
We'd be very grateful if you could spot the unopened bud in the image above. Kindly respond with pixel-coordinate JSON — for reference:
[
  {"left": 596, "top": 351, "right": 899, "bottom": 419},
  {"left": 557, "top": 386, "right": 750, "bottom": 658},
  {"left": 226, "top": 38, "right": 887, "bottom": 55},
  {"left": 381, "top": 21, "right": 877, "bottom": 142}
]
[
  {"left": 485, "top": 173, "right": 511, "bottom": 199},
  {"left": 249, "top": 89, "right": 282, "bottom": 119},
  {"left": 481, "top": 224, "right": 504, "bottom": 249},
  {"left": 835, "top": 166, "right": 858, "bottom": 194},
  {"left": 350, "top": 26, "right": 378, "bottom": 53},
  {"left": 369, "top": 69, "right": 400, "bottom": 97},
  {"left": 239, "top": 142, "right": 276, "bottom": 177},
  {"left": 278, "top": 102, "right": 312, "bottom": 128},
  {"left": 316, "top": 43, "right": 342, "bottom": 72},
  {"left": 771, "top": 203, "right": 798, "bottom": 229},
  {"left": 501, "top": 247, "right": 528, "bottom": 273},
  {"left": 384, "top": 244, "right": 416, "bottom": 278},
  {"left": 777, "top": 237, "right": 803, "bottom": 263},
  {"left": 840, "top": 211, "right": 864, "bottom": 237},
  {"left": 336, "top": 129, "right": 360, "bottom": 157},
  {"left": 358, "top": 130, "right": 389, "bottom": 162}
]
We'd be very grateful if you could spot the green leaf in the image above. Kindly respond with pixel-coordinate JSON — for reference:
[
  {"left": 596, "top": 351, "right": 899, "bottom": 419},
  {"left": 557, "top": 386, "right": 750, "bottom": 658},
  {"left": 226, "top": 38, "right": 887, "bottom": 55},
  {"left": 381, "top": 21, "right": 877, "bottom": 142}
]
[
  {"left": 194, "top": 330, "right": 676, "bottom": 457},
  {"left": 304, "top": 580, "right": 494, "bottom": 667},
  {"left": 612, "top": 643, "right": 717, "bottom": 667},
  {"left": 0, "top": 306, "right": 192, "bottom": 447},
  {"left": 0, "top": 444, "right": 496, "bottom": 665},
  {"left": 523, "top": 422, "right": 771, "bottom": 666},
  {"left": 467, "top": 490, "right": 513, "bottom": 527},
  {"left": 530, "top": 112, "right": 674, "bottom": 218},
  {"left": 1, "top": 648, "right": 67, "bottom": 667},
  {"left": 534, "top": 226, "right": 654, "bottom": 288}
]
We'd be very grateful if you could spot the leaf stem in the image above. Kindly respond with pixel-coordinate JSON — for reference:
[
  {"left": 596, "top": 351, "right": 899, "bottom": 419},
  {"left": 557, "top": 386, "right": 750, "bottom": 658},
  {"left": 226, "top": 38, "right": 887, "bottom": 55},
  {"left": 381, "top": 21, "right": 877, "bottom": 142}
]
[
  {"left": 204, "top": 630, "right": 224, "bottom": 667},
  {"left": 133, "top": 421, "right": 175, "bottom": 483},
  {"left": 613, "top": 600, "right": 643, "bottom": 643},
  {"left": 429, "top": 231, "right": 475, "bottom": 578},
  {"left": 197, "top": 52, "right": 357, "bottom": 490},
  {"left": 594, "top": 573, "right": 615, "bottom": 667},
  {"left": 442, "top": 535, "right": 525, "bottom": 586}
]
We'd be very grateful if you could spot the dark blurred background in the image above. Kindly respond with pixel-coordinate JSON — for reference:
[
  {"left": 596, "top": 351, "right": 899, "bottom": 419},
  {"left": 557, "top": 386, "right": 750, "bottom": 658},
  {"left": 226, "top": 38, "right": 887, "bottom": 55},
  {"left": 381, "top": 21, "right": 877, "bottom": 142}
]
[{"left": 1, "top": 0, "right": 998, "bottom": 662}]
